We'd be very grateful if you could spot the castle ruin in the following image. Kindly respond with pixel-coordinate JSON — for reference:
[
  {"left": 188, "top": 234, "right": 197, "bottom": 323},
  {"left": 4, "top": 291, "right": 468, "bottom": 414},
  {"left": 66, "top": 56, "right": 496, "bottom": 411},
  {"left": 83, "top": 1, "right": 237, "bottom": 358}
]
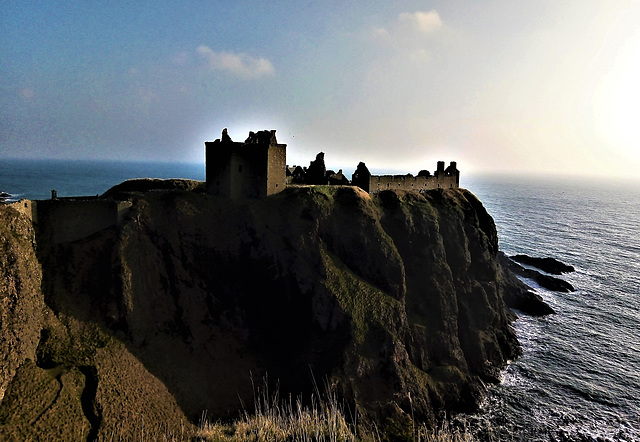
[
  {"left": 1, "top": 127, "right": 459, "bottom": 246},
  {"left": 205, "top": 129, "right": 287, "bottom": 199},
  {"left": 367, "top": 161, "right": 460, "bottom": 193},
  {"left": 205, "top": 129, "right": 459, "bottom": 198}
]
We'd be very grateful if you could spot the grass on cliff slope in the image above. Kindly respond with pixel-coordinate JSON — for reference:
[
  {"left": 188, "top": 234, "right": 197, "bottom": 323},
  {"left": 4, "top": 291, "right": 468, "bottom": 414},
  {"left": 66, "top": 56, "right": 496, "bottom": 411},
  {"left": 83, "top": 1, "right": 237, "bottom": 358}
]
[{"left": 197, "top": 385, "right": 478, "bottom": 442}]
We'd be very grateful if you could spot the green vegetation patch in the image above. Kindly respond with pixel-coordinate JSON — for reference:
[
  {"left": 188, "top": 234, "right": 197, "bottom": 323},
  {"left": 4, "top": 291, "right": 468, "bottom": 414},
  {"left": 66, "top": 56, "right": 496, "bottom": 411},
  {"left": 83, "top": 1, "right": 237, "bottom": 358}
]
[
  {"left": 319, "top": 243, "right": 403, "bottom": 346},
  {"left": 36, "top": 317, "right": 112, "bottom": 369},
  {"left": 0, "top": 360, "right": 89, "bottom": 440}
]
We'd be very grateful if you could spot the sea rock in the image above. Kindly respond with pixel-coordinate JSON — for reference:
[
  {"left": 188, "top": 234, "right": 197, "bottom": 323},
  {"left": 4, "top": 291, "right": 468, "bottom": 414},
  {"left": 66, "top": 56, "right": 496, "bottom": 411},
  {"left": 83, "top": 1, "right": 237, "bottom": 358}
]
[
  {"left": 510, "top": 254, "right": 575, "bottom": 274},
  {"left": 498, "top": 253, "right": 555, "bottom": 315},
  {"left": 502, "top": 253, "right": 575, "bottom": 293}
]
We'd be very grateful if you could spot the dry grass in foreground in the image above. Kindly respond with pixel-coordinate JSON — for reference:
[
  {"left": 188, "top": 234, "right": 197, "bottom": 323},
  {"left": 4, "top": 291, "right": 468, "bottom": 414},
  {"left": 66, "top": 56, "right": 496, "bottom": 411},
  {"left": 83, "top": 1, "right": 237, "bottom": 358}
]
[{"left": 197, "top": 384, "right": 478, "bottom": 442}]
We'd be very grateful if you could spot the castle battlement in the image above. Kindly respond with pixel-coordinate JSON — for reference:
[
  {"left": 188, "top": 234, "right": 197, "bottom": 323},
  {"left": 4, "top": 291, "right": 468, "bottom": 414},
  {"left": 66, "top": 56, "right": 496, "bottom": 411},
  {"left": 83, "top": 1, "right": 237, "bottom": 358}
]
[
  {"left": 367, "top": 161, "right": 460, "bottom": 193},
  {"left": 205, "top": 128, "right": 287, "bottom": 199},
  {"left": 205, "top": 129, "right": 460, "bottom": 198}
]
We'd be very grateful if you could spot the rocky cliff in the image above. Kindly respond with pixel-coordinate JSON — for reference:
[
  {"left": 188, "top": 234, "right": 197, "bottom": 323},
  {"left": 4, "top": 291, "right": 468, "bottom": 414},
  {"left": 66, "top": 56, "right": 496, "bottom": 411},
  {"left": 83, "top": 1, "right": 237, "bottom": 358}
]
[{"left": 1, "top": 185, "right": 541, "bottom": 439}]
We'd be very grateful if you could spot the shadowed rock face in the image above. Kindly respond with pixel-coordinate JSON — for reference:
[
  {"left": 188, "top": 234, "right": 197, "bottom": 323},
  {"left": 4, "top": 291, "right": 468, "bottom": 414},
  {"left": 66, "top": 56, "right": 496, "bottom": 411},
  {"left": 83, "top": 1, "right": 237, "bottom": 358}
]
[
  {"left": 1, "top": 186, "right": 529, "bottom": 437},
  {"left": 0, "top": 204, "right": 192, "bottom": 441}
]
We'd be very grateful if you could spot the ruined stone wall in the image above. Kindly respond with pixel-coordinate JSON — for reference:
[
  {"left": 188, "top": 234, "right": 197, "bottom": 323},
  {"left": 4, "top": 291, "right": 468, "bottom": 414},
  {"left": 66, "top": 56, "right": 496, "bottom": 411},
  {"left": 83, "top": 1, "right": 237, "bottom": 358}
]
[
  {"left": 205, "top": 140, "right": 234, "bottom": 197},
  {"left": 206, "top": 142, "right": 265, "bottom": 199},
  {"left": 206, "top": 133, "right": 286, "bottom": 199},
  {"left": 36, "top": 199, "right": 120, "bottom": 244},
  {"left": 369, "top": 174, "right": 458, "bottom": 194},
  {"left": 235, "top": 145, "right": 267, "bottom": 199},
  {"left": 266, "top": 144, "right": 286, "bottom": 196},
  {"left": 7, "top": 200, "right": 37, "bottom": 224}
]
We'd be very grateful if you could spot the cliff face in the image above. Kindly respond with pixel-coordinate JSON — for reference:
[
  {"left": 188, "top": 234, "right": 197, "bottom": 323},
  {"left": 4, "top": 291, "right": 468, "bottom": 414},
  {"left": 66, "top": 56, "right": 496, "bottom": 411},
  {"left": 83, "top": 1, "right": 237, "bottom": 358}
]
[
  {"left": 1, "top": 186, "right": 525, "bottom": 437},
  {"left": 0, "top": 205, "right": 44, "bottom": 402},
  {"left": 0, "top": 204, "right": 193, "bottom": 440}
]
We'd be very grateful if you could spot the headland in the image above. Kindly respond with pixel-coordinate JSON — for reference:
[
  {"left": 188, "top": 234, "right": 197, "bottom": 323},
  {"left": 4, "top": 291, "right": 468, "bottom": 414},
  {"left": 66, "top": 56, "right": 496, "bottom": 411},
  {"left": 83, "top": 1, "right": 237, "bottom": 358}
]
[{"left": 0, "top": 129, "right": 551, "bottom": 440}]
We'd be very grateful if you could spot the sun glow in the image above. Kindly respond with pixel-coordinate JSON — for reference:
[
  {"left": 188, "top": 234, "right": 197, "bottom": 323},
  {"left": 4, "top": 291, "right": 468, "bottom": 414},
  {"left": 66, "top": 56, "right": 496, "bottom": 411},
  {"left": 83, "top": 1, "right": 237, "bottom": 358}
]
[{"left": 593, "top": 30, "right": 640, "bottom": 165}]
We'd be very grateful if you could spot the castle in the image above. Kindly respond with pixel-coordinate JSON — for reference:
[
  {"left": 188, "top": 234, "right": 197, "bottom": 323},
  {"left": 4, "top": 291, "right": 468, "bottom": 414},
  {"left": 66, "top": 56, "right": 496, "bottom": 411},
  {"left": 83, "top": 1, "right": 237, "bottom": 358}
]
[
  {"left": 204, "top": 129, "right": 459, "bottom": 198},
  {"left": 4, "top": 128, "right": 459, "bottom": 245},
  {"left": 205, "top": 129, "right": 287, "bottom": 199}
]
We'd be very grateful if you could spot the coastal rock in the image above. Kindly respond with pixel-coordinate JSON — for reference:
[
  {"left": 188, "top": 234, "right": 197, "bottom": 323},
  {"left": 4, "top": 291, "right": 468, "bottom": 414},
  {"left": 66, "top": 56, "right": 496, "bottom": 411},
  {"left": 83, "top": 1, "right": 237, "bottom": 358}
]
[
  {"left": 498, "top": 253, "right": 556, "bottom": 315},
  {"left": 1, "top": 186, "right": 525, "bottom": 437},
  {"left": 101, "top": 178, "right": 204, "bottom": 199},
  {"left": 510, "top": 254, "right": 575, "bottom": 275},
  {"left": 502, "top": 254, "right": 575, "bottom": 293}
]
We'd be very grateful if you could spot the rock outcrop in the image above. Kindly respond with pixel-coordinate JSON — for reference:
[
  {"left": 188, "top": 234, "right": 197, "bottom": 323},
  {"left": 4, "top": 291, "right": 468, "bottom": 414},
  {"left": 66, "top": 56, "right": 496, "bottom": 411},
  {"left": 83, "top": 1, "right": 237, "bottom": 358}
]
[
  {"left": 498, "top": 253, "right": 556, "bottom": 315},
  {"left": 1, "top": 185, "right": 541, "bottom": 438},
  {"left": 501, "top": 253, "right": 575, "bottom": 293},
  {"left": 510, "top": 254, "right": 575, "bottom": 275}
]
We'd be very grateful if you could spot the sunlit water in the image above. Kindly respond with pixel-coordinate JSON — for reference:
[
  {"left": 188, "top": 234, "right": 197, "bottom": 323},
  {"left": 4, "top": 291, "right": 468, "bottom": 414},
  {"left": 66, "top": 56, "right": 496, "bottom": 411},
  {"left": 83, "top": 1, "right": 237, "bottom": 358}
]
[
  {"left": 465, "top": 175, "right": 640, "bottom": 441},
  {"left": 2, "top": 161, "right": 639, "bottom": 440}
]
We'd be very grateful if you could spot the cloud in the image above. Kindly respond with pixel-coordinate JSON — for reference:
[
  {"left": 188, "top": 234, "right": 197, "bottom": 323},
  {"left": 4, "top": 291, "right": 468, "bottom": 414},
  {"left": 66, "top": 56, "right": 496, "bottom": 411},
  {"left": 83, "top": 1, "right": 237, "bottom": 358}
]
[
  {"left": 196, "top": 45, "right": 275, "bottom": 79},
  {"left": 398, "top": 10, "right": 443, "bottom": 34},
  {"left": 367, "top": 9, "right": 445, "bottom": 67},
  {"left": 373, "top": 9, "right": 444, "bottom": 45}
]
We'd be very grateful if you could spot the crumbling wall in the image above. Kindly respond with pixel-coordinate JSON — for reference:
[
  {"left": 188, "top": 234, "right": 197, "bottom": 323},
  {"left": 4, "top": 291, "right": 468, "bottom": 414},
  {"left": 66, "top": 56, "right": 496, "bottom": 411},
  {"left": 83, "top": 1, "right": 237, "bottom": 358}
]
[
  {"left": 6, "top": 200, "right": 37, "bottom": 224},
  {"left": 266, "top": 143, "right": 287, "bottom": 196},
  {"left": 205, "top": 139, "right": 235, "bottom": 197},
  {"left": 205, "top": 129, "right": 287, "bottom": 199},
  {"left": 36, "top": 199, "right": 120, "bottom": 244},
  {"left": 369, "top": 174, "right": 459, "bottom": 194}
]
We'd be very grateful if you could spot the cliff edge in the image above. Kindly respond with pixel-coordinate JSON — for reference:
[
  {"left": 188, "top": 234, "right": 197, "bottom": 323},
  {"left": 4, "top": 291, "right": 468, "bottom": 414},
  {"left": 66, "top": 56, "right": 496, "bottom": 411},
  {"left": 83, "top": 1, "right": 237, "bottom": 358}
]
[{"left": 1, "top": 186, "right": 535, "bottom": 438}]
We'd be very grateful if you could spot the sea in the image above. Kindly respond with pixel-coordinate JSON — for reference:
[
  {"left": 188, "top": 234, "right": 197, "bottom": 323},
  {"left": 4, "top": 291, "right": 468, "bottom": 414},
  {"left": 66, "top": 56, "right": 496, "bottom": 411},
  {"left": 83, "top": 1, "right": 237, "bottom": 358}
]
[
  {"left": 1, "top": 159, "right": 639, "bottom": 441},
  {"left": 466, "top": 174, "right": 640, "bottom": 442}
]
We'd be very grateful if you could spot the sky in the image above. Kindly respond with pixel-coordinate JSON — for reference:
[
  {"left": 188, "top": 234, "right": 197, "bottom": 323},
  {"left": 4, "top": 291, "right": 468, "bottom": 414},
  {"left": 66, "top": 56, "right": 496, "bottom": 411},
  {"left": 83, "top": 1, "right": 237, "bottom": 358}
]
[{"left": 2, "top": 0, "right": 640, "bottom": 178}]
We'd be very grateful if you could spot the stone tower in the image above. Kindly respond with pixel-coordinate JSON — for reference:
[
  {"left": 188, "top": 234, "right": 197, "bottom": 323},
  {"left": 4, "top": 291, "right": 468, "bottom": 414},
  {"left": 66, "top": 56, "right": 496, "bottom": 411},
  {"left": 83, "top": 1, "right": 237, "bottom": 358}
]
[{"left": 205, "top": 129, "right": 287, "bottom": 199}]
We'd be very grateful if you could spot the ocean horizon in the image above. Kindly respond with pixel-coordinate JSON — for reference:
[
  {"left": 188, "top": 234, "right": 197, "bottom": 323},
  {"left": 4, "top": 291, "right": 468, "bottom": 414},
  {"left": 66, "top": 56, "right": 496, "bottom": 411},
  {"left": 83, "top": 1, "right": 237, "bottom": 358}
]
[{"left": 2, "top": 157, "right": 639, "bottom": 202}]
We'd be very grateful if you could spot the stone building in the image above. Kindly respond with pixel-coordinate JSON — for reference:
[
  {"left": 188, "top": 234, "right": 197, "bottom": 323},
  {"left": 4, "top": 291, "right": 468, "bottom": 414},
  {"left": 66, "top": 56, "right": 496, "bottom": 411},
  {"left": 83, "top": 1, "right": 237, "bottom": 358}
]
[
  {"left": 204, "top": 128, "right": 459, "bottom": 197},
  {"left": 205, "top": 129, "right": 287, "bottom": 199},
  {"left": 350, "top": 161, "right": 459, "bottom": 193}
]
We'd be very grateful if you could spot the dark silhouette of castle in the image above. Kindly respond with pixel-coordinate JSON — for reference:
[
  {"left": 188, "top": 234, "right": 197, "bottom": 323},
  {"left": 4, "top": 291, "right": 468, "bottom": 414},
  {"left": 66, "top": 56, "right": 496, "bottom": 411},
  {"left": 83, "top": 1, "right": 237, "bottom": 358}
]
[
  {"left": 205, "top": 129, "right": 287, "bottom": 199},
  {"left": 205, "top": 129, "right": 459, "bottom": 198}
]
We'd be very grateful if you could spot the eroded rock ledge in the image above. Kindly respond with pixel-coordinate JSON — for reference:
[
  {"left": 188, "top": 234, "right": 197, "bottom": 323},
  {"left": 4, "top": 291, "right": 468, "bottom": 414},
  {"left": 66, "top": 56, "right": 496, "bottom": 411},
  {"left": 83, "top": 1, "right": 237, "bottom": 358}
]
[
  {"left": 510, "top": 254, "right": 575, "bottom": 275},
  {"left": 501, "top": 253, "right": 575, "bottom": 293}
]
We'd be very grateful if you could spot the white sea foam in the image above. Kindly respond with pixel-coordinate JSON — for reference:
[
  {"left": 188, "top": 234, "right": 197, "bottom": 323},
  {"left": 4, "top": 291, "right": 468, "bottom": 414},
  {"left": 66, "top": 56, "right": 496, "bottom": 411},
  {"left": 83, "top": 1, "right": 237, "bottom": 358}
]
[{"left": 467, "top": 174, "right": 640, "bottom": 441}]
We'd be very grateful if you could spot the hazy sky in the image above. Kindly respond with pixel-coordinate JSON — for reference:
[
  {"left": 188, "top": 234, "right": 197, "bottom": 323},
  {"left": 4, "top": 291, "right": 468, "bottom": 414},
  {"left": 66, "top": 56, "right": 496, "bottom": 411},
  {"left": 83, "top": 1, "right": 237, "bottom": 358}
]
[{"left": 2, "top": 1, "right": 639, "bottom": 177}]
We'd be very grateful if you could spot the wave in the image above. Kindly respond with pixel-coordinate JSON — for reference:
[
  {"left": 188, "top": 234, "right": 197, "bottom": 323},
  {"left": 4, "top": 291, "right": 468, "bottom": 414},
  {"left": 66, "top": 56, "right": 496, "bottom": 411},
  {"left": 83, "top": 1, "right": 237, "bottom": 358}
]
[{"left": 467, "top": 175, "right": 640, "bottom": 441}]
